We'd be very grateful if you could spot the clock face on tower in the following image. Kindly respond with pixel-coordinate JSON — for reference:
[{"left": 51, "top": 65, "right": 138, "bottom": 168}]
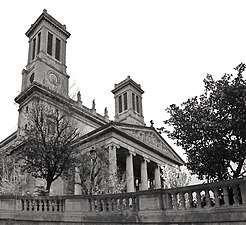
[{"left": 48, "top": 71, "right": 60, "bottom": 86}]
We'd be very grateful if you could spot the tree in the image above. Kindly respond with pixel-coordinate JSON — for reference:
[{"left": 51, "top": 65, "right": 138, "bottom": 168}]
[
  {"left": 17, "top": 100, "right": 79, "bottom": 194},
  {"left": 162, "top": 165, "right": 191, "bottom": 188},
  {"left": 77, "top": 148, "right": 126, "bottom": 195},
  {"left": 0, "top": 152, "right": 27, "bottom": 195},
  {"left": 162, "top": 63, "right": 246, "bottom": 182}
]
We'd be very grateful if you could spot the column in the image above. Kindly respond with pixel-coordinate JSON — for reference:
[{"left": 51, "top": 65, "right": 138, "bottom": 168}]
[
  {"left": 141, "top": 157, "right": 149, "bottom": 190},
  {"left": 154, "top": 164, "right": 161, "bottom": 189},
  {"left": 74, "top": 167, "right": 81, "bottom": 195},
  {"left": 126, "top": 151, "right": 135, "bottom": 192},
  {"left": 108, "top": 144, "right": 118, "bottom": 190}
]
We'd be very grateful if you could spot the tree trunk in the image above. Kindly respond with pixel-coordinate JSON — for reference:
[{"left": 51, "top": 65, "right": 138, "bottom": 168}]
[{"left": 46, "top": 178, "right": 53, "bottom": 195}]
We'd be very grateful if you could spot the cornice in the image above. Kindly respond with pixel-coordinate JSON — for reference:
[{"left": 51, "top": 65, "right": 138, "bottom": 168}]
[
  {"left": 15, "top": 82, "right": 108, "bottom": 127},
  {"left": 112, "top": 76, "right": 144, "bottom": 94},
  {"left": 25, "top": 9, "right": 70, "bottom": 38}
]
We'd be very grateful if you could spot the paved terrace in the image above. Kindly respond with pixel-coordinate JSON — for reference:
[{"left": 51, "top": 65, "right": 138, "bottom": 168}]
[{"left": 0, "top": 177, "right": 246, "bottom": 224}]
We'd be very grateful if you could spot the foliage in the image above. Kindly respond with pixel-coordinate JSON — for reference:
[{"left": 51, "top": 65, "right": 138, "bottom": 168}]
[
  {"left": 0, "top": 153, "right": 27, "bottom": 195},
  {"left": 18, "top": 100, "right": 79, "bottom": 194},
  {"left": 77, "top": 148, "right": 126, "bottom": 195},
  {"left": 162, "top": 165, "right": 191, "bottom": 188},
  {"left": 162, "top": 63, "right": 246, "bottom": 181}
]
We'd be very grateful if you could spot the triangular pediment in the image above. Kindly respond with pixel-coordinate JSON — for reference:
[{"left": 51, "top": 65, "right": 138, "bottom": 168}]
[{"left": 115, "top": 124, "right": 184, "bottom": 165}]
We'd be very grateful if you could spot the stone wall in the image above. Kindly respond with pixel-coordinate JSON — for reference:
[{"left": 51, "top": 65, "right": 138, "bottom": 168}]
[{"left": 0, "top": 177, "right": 246, "bottom": 224}]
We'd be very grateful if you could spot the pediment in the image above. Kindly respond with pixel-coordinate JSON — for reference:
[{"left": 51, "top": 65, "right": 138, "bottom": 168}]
[{"left": 118, "top": 126, "right": 183, "bottom": 164}]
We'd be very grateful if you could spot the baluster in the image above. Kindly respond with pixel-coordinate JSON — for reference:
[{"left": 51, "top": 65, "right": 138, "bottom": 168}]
[
  {"left": 232, "top": 185, "right": 240, "bottom": 206},
  {"left": 188, "top": 192, "right": 194, "bottom": 208},
  {"left": 41, "top": 200, "right": 45, "bottom": 211},
  {"left": 196, "top": 191, "right": 202, "bottom": 208},
  {"left": 118, "top": 198, "right": 122, "bottom": 210},
  {"left": 172, "top": 193, "right": 178, "bottom": 209},
  {"left": 180, "top": 192, "right": 185, "bottom": 209},
  {"left": 222, "top": 187, "right": 230, "bottom": 206},
  {"left": 91, "top": 199, "right": 96, "bottom": 211},
  {"left": 46, "top": 199, "right": 50, "bottom": 211},
  {"left": 125, "top": 196, "right": 130, "bottom": 210},
  {"left": 111, "top": 198, "right": 116, "bottom": 211},
  {"left": 213, "top": 188, "right": 220, "bottom": 207},
  {"left": 101, "top": 199, "right": 106, "bottom": 211},
  {"left": 107, "top": 198, "right": 112, "bottom": 212},
  {"left": 205, "top": 189, "right": 211, "bottom": 208}
]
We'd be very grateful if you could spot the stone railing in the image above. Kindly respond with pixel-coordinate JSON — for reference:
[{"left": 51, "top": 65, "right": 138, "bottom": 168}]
[
  {"left": 162, "top": 177, "right": 244, "bottom": 210},
  {"left": 18, "top": 196, "right": 64, "bottom": 212},
  {"left": 0, "top": 177, "right": 246, "bottom": 224},
  {"left": 88, "top": 192, "right": 138, "bottom": 212}
]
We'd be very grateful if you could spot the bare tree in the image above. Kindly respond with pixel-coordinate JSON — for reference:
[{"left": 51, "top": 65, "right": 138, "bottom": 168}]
[
  {"left": 77, "top": 148, "right": 126, "bottom": 195},
  {"left": 162, "top": 165, "right": 191, "bottom": 188},
  {"left": 0, "top": 152, "right": 27, "bottom": 195},
  {"left": 17, "top": 100, "right": 79, "bottom": 194}
]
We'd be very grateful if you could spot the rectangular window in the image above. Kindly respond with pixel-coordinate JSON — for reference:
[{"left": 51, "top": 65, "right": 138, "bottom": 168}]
[
  {"left": 55, "top": 38, "right": 61, "bottom": 61},
  {"left": 132, "top": 93, "right": 135, "bottom": 111},
  {"left": 119, "top": 95, "right": 122, "bottom": 113},
  {"left": 123, "top": 93, "right": 128, "bottom": 111},
  {"left": 136, "top": 96, "right": 140, "bottom": 113},
  {"left": 47, "top": 32, "right": 53, "bottom": 56},
  {"left": 37, "top": 32, "right": 41, "bottom": 54},
  {"left": 32, "top": 38, "right": 36, "bottom": 60}
]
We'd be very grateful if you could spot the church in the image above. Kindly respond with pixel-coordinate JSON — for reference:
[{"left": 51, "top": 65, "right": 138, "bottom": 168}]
[{"left": 0, "top": 10, "right": 184, "bottom": 195}]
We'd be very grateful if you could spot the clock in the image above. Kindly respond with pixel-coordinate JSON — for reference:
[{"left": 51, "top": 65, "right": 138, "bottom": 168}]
[{"left": 48, "top": 72, "right": 59, "bottom": 86}]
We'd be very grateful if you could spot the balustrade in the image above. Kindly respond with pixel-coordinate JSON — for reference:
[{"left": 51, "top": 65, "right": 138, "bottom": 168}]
[
  {"left": 164, "top": 178, "right": 244, "bottom": 210},
  {"left": 20, "top": 197, "right": 64, "bottom": 212},
  {"left": 89, "top": 193, "right": 137, "bottom": 212}
]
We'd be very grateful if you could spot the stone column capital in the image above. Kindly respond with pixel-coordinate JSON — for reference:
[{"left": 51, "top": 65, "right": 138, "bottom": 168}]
[
  {"left": 128, "top": 150, "right": 136, "bottom": 156},
  {"left": 142, "top": 155, "right": 150, "bottom": 163},
  {"left": 105, "top": 141, "right": 120, "bottom": 149}
]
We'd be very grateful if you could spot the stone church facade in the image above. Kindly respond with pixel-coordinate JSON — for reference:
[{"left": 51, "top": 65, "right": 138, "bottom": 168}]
[{"left": 0, "top": 10, "right": 184, "bottom": 195}]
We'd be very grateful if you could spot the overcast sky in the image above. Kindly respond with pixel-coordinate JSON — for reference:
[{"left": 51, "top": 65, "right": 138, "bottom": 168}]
[{"left": 1, "top": 1, "right": 246, "bottom": 161}]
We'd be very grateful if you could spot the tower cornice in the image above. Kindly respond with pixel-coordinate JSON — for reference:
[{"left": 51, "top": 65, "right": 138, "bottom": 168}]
[{"left": 25, "top": 9, "right": 70, "bottom": 38}]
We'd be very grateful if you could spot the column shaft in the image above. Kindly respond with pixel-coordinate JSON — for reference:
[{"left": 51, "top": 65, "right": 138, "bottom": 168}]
[
  {"left": 154, "top": 165, "right": 161, "bottom": 189},
  {"left": 74, "top": 167, "right": 81, "bottom": 195},
  {"left": 141, "top": 159, "right": 148, "bottom": 190},
  {"left": 126, "top": 152, "right": 134, "bottom": 192}
]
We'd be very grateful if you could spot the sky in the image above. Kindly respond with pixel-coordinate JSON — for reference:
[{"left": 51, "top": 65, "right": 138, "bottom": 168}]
[{"left": 1, "top": 1, "right": 246, "bottom": 162}]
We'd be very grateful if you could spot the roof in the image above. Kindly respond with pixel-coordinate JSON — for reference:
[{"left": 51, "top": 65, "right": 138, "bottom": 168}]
[
  {"left": 73, "top": 121, "right": 185, "bottom": 166},
  {"left": 112, "top": 76, "right": 144, "bottom": 94},
  {"left": 25, "top": 9, "right": 70, "bottom": 38}
]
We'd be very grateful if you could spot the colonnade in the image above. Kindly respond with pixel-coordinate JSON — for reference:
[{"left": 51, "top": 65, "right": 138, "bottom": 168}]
[{"left": 74, "top": 143, "right": 163, "bottom": 195}]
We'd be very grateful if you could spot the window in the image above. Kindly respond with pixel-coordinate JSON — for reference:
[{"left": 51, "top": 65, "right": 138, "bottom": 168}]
[
  {"left": 47, "top": 32, "right": 53, "bottom": 56},
  {"left": 55, "top": 38, "right": 61, "bottom": 61},
  {"left": 119, "top": 95, "right": 122, "bottom": 113},
  {"left": 132, "top": 93, "right": 135, "bottom": 111},
  {"left": 37, "top": 32, "right": 41, "bottom": 54},
  {"left": 136, "top": 96, "right": 140, "bottom": 113},
  {"left": 32, "top": 38, "right": 36, "bottom": 60},
  {"left": 123, "top": 93, "right": 128, "bottom": 111}
]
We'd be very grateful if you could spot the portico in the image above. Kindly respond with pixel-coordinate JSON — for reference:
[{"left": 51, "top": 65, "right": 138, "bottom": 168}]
[{"left": 72, "top": 122, "right": 184, "bottom": 194}]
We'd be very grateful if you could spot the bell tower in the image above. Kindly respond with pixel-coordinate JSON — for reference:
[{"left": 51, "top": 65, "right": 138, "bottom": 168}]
[
  {"left": 21, "top": 9, "right": 70, "bottom": 97},
  {"left": 112, "top": 76, "right": 145, "bottom": 125}
]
